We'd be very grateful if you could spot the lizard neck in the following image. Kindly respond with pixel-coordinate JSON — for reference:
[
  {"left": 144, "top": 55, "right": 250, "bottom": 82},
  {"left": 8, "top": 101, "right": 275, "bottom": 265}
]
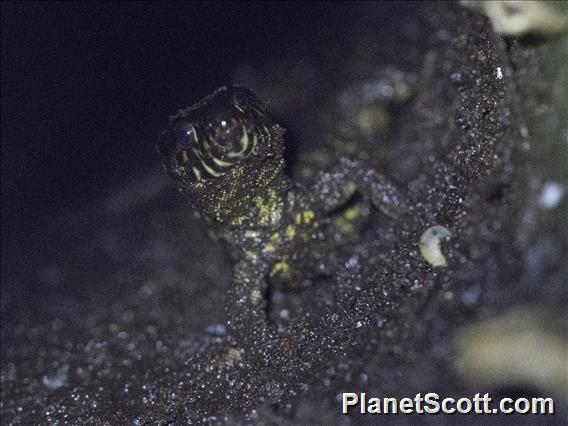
[{"left": 191, "top": 159, "right": 290, "bottom": 228}]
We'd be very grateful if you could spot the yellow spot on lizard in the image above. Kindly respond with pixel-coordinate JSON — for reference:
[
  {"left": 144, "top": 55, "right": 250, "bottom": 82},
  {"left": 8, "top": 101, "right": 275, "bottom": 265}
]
[
  {"left": 285, "top": 224, "right": 296, "bottom": 240},
  {"left": 255, "top": 189, "right": 283, "bottom": 227},
  {"left": 295, "top": 210, "right": 316, "bottom": 225},
  {"left": 303, "top": 210, "right": 315, "bottom": 224},
  {"left": 271, "top": 261, "right": 291, "bottom": 279},
  {"left": 343, "top": 206, "right": 361, "bottom": 222}
]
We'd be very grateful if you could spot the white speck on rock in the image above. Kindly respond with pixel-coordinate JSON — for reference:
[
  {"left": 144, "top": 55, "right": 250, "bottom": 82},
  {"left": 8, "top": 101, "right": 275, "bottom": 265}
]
[
  {"left": 42, "top": 365, "right": 69, "bottom": 390},
  {"left": 539, "top": 182, "right": 565, "bottom": 209}
]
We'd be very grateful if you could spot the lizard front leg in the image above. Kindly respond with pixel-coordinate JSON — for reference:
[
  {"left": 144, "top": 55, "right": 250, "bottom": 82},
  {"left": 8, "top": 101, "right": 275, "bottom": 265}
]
[{"left": 311, "top": 157, "right": 413, "bottom": 220}]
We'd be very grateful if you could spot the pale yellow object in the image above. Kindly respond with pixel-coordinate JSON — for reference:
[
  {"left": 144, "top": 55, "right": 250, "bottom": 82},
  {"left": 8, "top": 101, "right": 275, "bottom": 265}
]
[
  {"left": 455, "top": 307, "right": 568, "bottom": 400},
  {"left": 419, "top": 225, "right": 452, "bottom": 268},
  {"left": 462, "top": 0, "right": 568, "bottom": 36}
]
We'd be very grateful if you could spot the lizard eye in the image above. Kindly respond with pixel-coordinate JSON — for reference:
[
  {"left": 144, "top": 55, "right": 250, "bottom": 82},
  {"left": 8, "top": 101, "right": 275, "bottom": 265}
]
[
  {"left": 174, "top": 122, "right": 197, "bottom": 148},
  {"left": 232, "top": 91, "right": 250, "bottom": 112}
]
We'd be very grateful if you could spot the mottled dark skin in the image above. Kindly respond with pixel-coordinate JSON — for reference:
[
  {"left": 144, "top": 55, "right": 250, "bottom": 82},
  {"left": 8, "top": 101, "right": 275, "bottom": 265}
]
[{"left": 157, "top": 86, "right": 409, "bottom": 354}]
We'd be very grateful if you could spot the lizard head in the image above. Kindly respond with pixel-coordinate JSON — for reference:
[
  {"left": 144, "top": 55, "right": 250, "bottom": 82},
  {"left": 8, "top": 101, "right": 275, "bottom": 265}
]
[{"left": 157, "top": 86, "right": 286, "bottom": 223}]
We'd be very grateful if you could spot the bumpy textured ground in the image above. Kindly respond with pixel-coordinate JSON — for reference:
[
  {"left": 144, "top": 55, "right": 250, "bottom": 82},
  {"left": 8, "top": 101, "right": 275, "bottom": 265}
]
[{"left": 2, "top": 3, "right": 566, "bottom": 424}]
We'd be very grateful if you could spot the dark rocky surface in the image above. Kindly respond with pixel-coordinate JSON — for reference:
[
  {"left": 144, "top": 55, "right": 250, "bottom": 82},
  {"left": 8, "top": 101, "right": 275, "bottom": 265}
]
[{"left": 2, "top": 3, "right": 566, "bottom": 424}]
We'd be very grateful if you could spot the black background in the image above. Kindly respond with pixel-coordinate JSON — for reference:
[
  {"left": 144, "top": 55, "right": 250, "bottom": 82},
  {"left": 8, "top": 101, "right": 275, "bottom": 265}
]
[{"left": 1, "top": 1, "right": 347, "bottom": 259}]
